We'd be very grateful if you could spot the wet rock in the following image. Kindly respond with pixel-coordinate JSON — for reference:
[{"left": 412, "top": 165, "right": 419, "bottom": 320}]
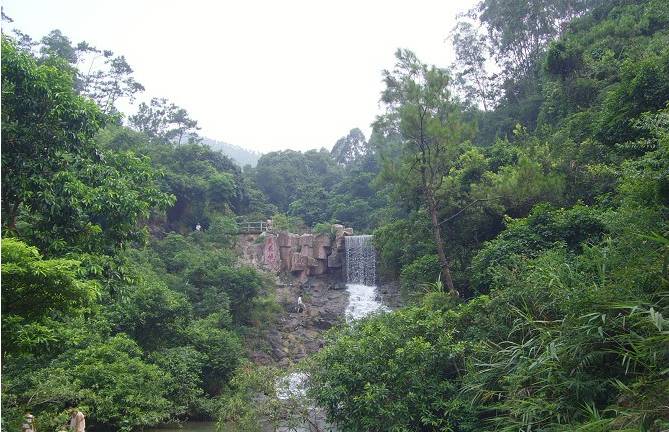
[{"left": 328, "top": 281, "right": 347, "bottom": 290}]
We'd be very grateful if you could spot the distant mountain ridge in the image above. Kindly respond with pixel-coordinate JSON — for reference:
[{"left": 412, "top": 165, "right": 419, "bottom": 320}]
[{"left": 201, "top": 137, "right": 261, "bottom": 167}]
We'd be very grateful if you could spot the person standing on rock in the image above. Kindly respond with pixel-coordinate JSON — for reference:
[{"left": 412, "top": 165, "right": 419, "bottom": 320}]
[{"left": 297, "top": 296, "right": 304, "bottom": 313}]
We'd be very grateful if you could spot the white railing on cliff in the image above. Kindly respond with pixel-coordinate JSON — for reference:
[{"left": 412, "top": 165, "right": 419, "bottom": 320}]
[{"left": 236, "top": 219, "right": 271, "bottom": 234}]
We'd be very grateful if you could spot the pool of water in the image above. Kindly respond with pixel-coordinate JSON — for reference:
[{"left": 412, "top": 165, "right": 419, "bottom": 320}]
[{"left": 146, "top": 421, "right": 217, "bottom": 432}]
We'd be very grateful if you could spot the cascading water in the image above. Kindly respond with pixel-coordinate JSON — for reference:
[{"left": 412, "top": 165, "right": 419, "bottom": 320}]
[
  {"left": 275, "top": 234, "right": 388, "bottom": 431},
  {"left": 344, "top": 235, "right": 387, "bottom": 321},
  {"left": 345, "top": 235, "right": 376, "bottom": 285}
]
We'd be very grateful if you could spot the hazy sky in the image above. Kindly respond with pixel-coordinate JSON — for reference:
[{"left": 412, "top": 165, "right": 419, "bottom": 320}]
[{"left": 2, "top": 0, "right": 476, "bottom": 153}]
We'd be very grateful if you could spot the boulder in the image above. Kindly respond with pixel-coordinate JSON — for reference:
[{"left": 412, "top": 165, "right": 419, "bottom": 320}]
[
  {"left": 333, "top": 224, "right": 345, "bottom": 237},
  {"left": 328, "top": 282, "right": 347, "bottom": 290},
  {"left": 343, "top": 227, "right": 353, "bottom": 236},
  {"left": 297, "top": 269, "right": 309, "bottom": 282}
]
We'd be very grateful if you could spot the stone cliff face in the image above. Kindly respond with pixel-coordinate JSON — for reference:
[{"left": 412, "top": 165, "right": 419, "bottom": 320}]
[
  {"left": 238, "top": 225, "right": 401, "bottom": 366},
  {"left": 239, "top": 224, "right": 353, "bottom": 281},
  {"left": 238, "top": 225, "right": 354, "bottom": 366}
]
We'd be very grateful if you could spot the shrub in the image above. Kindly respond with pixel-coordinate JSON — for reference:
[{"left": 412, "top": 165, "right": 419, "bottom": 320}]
[{"left": 400, "top": 254, "right": 441, "bottom": 297}]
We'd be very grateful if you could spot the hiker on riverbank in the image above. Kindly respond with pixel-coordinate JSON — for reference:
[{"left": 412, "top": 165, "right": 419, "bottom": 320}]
[{"left": 297, "top": 296, "right": 304, "bottom": 313}]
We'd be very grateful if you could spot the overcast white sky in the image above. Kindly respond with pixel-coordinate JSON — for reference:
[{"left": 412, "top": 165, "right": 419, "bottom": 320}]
[{"left": 2, "top": 0, "right": 476, "bottom": 153}]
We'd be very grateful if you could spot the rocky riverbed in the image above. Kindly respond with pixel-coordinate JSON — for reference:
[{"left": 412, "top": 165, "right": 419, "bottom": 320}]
[
  {"left": 248, "top": 274, "right": 401, "bottom": 366},
  {"left": 249, "top": 274, "right": 347, "bottom": 366}
]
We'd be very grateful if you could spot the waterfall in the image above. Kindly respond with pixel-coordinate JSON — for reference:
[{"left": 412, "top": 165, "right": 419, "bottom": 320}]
[
  {"left": 344, "top": 235, "right": 387, "bottom": 321},
  {"left": 276, "top": 234, "right": 387, "bottom": 424},
  {"left": 344, "top": 235, "right": 376, "bottom": 285}
]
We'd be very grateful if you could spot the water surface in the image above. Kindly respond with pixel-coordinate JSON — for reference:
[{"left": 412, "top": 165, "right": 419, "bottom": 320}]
[{"left": 146, "top": 421, "right": 217, "bottom": 432}]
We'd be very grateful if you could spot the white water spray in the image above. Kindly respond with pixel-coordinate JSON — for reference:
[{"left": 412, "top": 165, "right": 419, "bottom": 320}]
[{"left": 344, "top": 235, "right": 387, "bottom": 321}]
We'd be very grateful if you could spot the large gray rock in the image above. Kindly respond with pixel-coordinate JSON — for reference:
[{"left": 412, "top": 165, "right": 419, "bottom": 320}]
[
  {"left": 333, "top": 224, "right": 345, "bottom": 238},
  {"left": 328, "top": 281, "right": 347, "bottom": 290}
]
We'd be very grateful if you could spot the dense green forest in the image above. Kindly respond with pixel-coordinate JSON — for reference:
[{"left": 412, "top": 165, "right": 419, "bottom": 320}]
[
  {"left": 0, "top": 22, "right": 279, "bottom": 431},
  {"left": 2, "top": 0, "right": 669, "bottom": 431}
]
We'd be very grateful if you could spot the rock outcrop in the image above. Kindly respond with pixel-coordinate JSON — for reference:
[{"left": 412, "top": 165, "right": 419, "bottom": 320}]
[
  {"left": 239, "top": 224, "right": 352, "bottom": 281},
  {"left": 250, "top": 275, "right": 349, "bottom": 366}
]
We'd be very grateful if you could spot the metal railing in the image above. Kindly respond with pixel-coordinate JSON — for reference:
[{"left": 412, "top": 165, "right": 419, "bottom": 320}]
[{"left": 236, "top": 220, "right": 271, "bottom": 234}]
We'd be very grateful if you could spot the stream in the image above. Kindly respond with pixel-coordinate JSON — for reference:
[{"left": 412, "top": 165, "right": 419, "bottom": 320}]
[{"left": 146, "top": 421, "right": 217, "bottom": 432}]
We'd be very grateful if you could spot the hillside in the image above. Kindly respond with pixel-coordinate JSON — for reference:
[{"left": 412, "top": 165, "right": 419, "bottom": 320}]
[{"left": 200, "top": 137, "right": 261, "bottom": 167}]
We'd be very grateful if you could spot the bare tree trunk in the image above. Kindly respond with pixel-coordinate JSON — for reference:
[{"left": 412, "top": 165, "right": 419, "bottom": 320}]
[
  {"left": 426, "top": 188, "right": 457, "bottom": 296},
  {"left": 6, "top": 199, "right": 20, "bottom": 230}
]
